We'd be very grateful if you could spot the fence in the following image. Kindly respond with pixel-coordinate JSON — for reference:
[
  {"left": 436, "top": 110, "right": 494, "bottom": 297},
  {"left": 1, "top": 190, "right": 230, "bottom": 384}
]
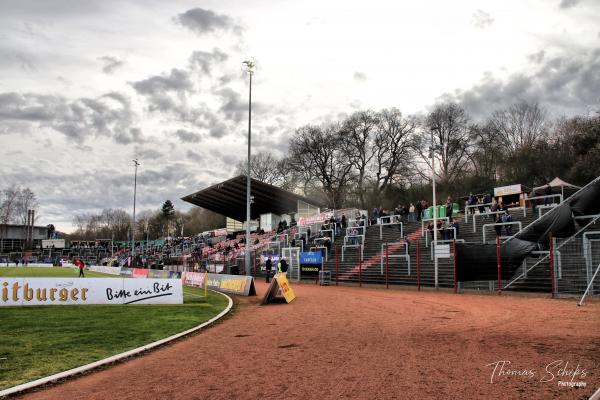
[{"left": 320, "top": 231, "right": 599, "bottom": 303}]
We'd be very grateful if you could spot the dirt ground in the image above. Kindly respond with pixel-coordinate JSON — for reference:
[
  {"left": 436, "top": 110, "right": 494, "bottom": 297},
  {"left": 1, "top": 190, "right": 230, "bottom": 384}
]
[{"left": 19, "top": 282, "right": 600, "bottom": 400}]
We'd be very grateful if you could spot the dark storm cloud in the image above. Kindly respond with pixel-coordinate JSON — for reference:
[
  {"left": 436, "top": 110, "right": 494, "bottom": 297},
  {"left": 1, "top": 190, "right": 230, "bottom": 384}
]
[
  {"left": 174, "top": 8, "right": 243, "bottom": 36},
  {"left": 98, "top": 55, "right": 124, "bottom": 74},
  {"left": 472, "top": 10, "right": 494, "bottom": 29},
  {"left": 131, "top": 68, "right": 192, "bottom": 95},
  {"left": 0, "top": 91, "right": 140, "bottom": 143},
  {"left": 439, "top": 48, "right": 600, "bottom": 119},
  {"left": 188, "top": 48, "right": 228, "bottom": 75},
  {"left": 174, "top": 129, "right": 201, "bottom": 143},
  {"left": 559, "top": 0, "right": 580, "bottom": 9},
  {"left": 131, "top": 68, "right": 195, "bottom": 118},
  {"left": 216, "top": 88, "right": 248, "bottom": 123}
]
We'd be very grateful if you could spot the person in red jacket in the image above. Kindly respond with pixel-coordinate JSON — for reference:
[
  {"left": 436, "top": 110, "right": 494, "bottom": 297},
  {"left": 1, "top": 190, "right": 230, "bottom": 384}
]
[{"left": 74, "top": 258, "right": 85, "bottom": 278}]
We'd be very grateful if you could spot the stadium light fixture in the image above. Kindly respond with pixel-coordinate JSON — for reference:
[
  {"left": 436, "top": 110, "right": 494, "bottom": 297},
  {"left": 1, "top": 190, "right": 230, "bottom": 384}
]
[
  {"left": 242, "top": 59, "right": 255, "bottom": 275},
  {"left": 132, "top": 159, "right": 140, "bottom": 267}
]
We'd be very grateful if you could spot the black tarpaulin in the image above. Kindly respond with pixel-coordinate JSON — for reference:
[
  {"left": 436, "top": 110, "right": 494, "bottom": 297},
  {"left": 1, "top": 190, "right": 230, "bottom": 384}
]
[
  {"left": 569, "top": 178, "right": 600, "bottom": 217},
  {"left": 515, "top": 204, "right": 576, "bottom": 243},
  {"left": 456, "top": 239, "right": 537, "bottom": 282}
]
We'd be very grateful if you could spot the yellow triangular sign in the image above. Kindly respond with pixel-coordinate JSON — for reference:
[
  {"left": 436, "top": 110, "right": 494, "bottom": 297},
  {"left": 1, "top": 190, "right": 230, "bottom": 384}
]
[{"left": 261, "top": 273, "right": 296, "bottom": 304}]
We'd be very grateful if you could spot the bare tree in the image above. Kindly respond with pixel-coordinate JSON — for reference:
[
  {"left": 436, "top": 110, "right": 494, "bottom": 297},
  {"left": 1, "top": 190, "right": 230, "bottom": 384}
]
[
  {"left": 371, "top": 108, "right": 416, "bottom": 198},
  {"left": 340, "top": 110, "right": 379, "bottom": 208},
  {"left": 490, "top": 101, "right": 548, "bottom": 154},
  {"left": 415, "top": 103, "right": 472, "bottom": 191},
  {"left": 235, "top": 153, "right": 281, "bottom": 185},
  {"left": 288, "top": 124, "right": 353, "bottom": 208},
  {"left": 0, "top": 186, "right": 21, "bottom": 252}
]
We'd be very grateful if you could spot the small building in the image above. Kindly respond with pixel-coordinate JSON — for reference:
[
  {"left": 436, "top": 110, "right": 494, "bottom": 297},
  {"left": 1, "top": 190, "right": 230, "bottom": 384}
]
[{"left": 0, "top": 224, "right": 49, "bottom": 252}]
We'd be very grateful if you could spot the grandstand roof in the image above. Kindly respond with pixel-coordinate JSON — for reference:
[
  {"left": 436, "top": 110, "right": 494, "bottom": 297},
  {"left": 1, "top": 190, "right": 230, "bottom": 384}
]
[{"left": 181, "top": 175, "right": 322, "bottom": 221}]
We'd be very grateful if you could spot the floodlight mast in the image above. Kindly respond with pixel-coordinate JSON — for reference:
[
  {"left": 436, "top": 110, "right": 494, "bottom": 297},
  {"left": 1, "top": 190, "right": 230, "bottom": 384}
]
[
  {"left": 243, "top": 60, "right": 255, "bottom": 275},
  {"left": 131, "top": 159, "right": 140, "bottom": 267}
]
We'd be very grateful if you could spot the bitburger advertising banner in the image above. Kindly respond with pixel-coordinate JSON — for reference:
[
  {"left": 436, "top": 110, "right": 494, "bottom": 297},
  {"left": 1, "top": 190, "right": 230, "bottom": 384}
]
[{"left": 0, "top": 278, "right": 183, "bottom": 306}]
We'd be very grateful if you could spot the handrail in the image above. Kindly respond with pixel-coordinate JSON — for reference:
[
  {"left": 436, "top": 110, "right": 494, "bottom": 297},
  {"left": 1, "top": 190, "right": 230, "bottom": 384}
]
[
  {"left": 583, "top": 231, "right": 600, "bottom": 284},
  {"left": 379, "top": 222, "right": 403, "bottom": 239},
  {"left": 482, "top": 222, "right": 522, "bottom": 244},
  {"left": 464, "top": 202, "right": 493, "bottom": 222},
  {"left": 378, "top": 215, "right": 402, "bottom": 225},
  {"left": 346, "top": 226, "right": 365, "bottom": 235},
  {"left": 527, "top": 193, "right": 563, "bottom": 203},
  {"left": 472, "top": 208, "right": 524, "bottom": 233},
  {"left": 426, "top": 227, "right": 456, "bottom": 248},
  {"left": 421, "top": 217, "right": 450, "bottom": 236},
  {"left": 380, "top": 242, "right": 410, "bottom": 275}
]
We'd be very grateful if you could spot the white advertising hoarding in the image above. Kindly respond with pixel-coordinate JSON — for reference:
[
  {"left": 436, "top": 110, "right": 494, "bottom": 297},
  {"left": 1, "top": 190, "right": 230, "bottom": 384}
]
[
  {"left": 494, "top": 184, "right": 522, "bottom": 197},
  {"left": 89, "top": 265, "right": 122, "bottom": 275},
  {"left": 0, "top": 278, "right": 183, "bottom": 306}
]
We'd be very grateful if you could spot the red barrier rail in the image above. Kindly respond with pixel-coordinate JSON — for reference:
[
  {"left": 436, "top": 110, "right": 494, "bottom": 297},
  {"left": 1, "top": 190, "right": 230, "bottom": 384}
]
[
  {"left": 385, "top": 243, "right": 389, "bottom": 289},
  {"left": 359, "top": 244, "right": 362, "bottom": 288},
  {"left": 549, "top": 232, "right": 555, "bottom": 298},
  {"left": 453, "top": 239, "right": 457, "bottom": 294},
  {"left": 416, "top": 240, "right": 420, "bottom": 291},
  {"left": 496, "top": 236, "right": 501, "bottom": 294},
  {"left": 335, "top": 245, "right": 339, "bottom": 286}
]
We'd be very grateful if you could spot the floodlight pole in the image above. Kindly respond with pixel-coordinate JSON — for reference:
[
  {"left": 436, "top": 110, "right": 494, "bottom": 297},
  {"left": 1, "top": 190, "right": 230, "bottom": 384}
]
[
  {"left": 431, "top": 130, "right": 438, "bottom": 288},
  {"left": 243, "top": 60, "right": 255, "bottom": 276},
  {"left": 131, "top": 159, "right": 140, "bottom": 267}
]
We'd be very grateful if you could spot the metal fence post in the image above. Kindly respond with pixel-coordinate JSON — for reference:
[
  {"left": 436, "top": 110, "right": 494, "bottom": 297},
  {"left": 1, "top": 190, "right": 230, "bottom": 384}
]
[
  {"left": 335, "top": 245, "right": 339, "bottom": 286},
  {"left": 416, "top": 239, "right": 420, "bottom": 291},
  {"left": 359, "top": 244, "right": 362, "bottom": 288},
  {"left": 496, "top": 236, "right": 501, "bottom": 294},
  {"left": 549, "top": 231, "right": 555, "bottom": 298},
  {"left": 385, "top": 243, "right": 389, "bottom": 289},
  {"left": 453, "top": 239, "right": 457, "bottom": 294}
]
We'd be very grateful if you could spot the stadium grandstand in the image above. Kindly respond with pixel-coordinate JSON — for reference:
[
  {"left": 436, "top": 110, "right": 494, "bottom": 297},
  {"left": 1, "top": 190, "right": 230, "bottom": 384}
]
[{"left": 2, "top": 175, "right": 599, "bottom": 299}]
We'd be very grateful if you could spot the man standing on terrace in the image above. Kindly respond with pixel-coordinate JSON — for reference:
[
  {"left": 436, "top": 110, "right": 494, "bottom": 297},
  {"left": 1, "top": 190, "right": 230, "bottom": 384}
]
[{"left": 265, "top": 256, "right": 273, "bottom": 283}]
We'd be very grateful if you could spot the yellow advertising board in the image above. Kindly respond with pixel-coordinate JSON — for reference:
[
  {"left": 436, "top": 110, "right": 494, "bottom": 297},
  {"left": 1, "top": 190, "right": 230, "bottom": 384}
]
[
  {"left": 275, "top": 273, "right": 296, "bottom": 303},
  {"left": 261, "top": 273, "right": 296, "bottom": 304}
]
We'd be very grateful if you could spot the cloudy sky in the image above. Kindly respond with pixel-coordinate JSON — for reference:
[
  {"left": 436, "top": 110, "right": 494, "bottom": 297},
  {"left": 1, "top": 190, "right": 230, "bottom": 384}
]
[{"left": 0, "top": 0, "right": 598, "bottom": 232}]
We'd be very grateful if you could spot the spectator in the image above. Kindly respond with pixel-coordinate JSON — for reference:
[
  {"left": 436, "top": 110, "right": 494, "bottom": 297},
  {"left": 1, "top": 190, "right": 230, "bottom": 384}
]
[
  {"left": 544, "top": 184, "right": 553, "bottom": 205},
  {"left": 494, "top": 215, "right": 503, "bottom": 237},
  {"left": 372, "top": 207, "right": 379, "bottom": 225},
  {"left": 409, "top": 203, "right": 416, "bottom": 222},
  {"left": 502, "top": 212, "right": 513, "bottom": 236},
  {"left": 468, "top": 193, "right": 477, "bottom": 214},
  {"left": 446, "top": 196, "right": 453, "bottom": 219},
  {"left": 451, "top": 219, "right": 460, "bottom": 238},
  {"left": 416, "top": 200, "right": 423, "bottom": 221}
]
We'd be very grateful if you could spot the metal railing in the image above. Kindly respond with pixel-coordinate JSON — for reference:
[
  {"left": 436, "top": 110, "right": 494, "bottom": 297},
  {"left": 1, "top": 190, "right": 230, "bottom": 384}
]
[
  {"left": 527, "top": 193, "right": 563, "bottom": 205},
  {"left": 421, "top": 217, "right": 450, "bottom": 237},
  {"left": 309, "top": 246, "right": 328, "bottom": 262},
  {"left": 380, "top": 242, "right": 410, "bottom": 275},
  {"left": 426, "top": 227, "right": 457, "bottom": 247},
  {"left": 504, "top": 213, "right": 600, "bottom": 290},
  {"left": 464, "top": 202, "right": 493, "bottom": 222},
  {"left": 472, "top": 208, "right": 525, "bottom": 233},
  {"left": 537, "top": 204, "right": 558, "bottom": 218},
  {"left": 379, "top": 221, "right": 403, "bottom": 239},
  {"left": 482, "top": 221, "right": 522, "bottom": 243}
]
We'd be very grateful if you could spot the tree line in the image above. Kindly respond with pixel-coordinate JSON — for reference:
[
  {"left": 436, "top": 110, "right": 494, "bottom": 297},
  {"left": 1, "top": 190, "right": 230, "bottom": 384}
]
[
  {"left": 69, "top": 200, "right": 225, "bottom": 241},
  {"left": 237, "top": 101, "right": 600, "bottom": 209}
]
